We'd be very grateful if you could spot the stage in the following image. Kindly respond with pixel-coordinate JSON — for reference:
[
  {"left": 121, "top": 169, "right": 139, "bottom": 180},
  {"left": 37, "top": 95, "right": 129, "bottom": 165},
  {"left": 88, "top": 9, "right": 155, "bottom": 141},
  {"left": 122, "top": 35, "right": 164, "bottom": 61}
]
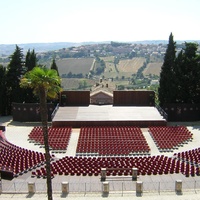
[{"left": 52, "top": 105, "right": 167, "bottom": 128}]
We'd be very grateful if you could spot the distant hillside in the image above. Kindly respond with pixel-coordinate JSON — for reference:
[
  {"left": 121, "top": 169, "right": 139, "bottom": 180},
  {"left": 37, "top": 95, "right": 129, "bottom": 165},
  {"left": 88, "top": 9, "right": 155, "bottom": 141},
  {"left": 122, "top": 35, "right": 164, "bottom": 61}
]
[
  {"left": 56, "top": 57, "right": 160, "bottom": 79},
  {"left": 0, "top": 42, "right": 77, "bottom": 56},
  {"left": 0, "top": 41, "right": 109, "bottom": 56},
  {"left": 1, "top": 40, "right": 199, "bottom": 56},
  {"left": 132, "top": 40, "right": 200, "bottom": 44}
]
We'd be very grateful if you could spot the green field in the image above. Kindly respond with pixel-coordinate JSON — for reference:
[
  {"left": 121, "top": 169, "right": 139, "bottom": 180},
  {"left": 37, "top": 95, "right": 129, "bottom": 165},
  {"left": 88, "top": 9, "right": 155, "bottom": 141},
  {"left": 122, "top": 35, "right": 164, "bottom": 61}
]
[
  {"left": 56, "top": 58, "right": 95, "bottom": 76},
  {"left": 61, "top": 78, "right": 96, "bottom": 90},
  {"left": 143, "top": 62, "right": 162, "bottom": 76},
  {"left": 102, "top": 57, "right": 146, "bottom": 78}
]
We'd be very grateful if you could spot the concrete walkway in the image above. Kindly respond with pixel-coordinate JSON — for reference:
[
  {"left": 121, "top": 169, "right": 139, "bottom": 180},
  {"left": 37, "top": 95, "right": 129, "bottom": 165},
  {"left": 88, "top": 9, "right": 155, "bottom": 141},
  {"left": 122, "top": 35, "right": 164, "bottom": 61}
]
[
  {"left": 1, "top": 191, "right": 200, "bottom": 200},
  {"left": 142, "top": 129, "right": 160, "bottom": 156},
  {"left": 66, "top": 128, "right": 80, "bottom": 156},
  {"left": 1, "top": 116, "right": 200, "bottom": 199}
]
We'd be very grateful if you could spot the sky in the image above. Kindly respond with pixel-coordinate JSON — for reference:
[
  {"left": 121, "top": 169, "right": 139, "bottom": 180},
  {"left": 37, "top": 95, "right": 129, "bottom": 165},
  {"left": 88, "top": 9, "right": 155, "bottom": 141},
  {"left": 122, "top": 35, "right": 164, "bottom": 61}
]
[{"left": 0, "top": 0, "right": 200, "bottom": 44}]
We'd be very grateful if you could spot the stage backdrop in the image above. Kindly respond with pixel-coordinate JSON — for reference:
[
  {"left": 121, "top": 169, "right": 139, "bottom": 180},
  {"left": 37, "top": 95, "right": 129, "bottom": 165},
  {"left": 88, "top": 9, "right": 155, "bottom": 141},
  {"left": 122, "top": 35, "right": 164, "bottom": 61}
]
[
  {"left": 163, "top": 104, "right": 200, "bottom": 122},
  {"left": 113, "top": 91, "right": 155, "bottom": 106},
  {"left": 60, "top": 91, "right": 90, "bottom": 106},
  {"left": 12, "top": 103, "right": 55, "bottom": 122}
]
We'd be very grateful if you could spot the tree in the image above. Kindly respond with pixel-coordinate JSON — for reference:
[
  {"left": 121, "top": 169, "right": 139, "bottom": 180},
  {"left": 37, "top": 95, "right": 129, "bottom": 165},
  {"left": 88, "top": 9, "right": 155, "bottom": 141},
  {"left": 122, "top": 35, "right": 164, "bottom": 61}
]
[
  {"left": 50, "top": 59, "right": 59, "bottom": 76},
  {"left": 159, "top": 34, "right": 200, "bottom": 105},
  {"left": 6, "top": 45, "right": 25, "bottom": 114},
  {"left": 158, "top": 33, "right": 176, "bottom": 106},
  {"left": 24, "top": 49, "right": 38, "bottom": 103},
  {"left": 173, "top": 50, "right": 184, "bottom": 103},
  {"left": 0, "top": 65, "right": 7, "bottom": 115},
  {"left": 94, "top": 57, "right": 106, "bottom": 75},
  {"left": 174, "top": 42, "right": 200, "bottom": 103},
  {"left": 78, "top": 80, "right": 87, "bottom": 89},
  {"left": 187, "top": 43, "right": 200, "bottom": 103},
  {"left": 67, "top": 71, "right": 73, "bottom": 78},
  {"left": 25, "top": 49, "right": 37, "bottom": 71},
  {"left": 20, "top": 66, "right": 62, "bottom": 200}
]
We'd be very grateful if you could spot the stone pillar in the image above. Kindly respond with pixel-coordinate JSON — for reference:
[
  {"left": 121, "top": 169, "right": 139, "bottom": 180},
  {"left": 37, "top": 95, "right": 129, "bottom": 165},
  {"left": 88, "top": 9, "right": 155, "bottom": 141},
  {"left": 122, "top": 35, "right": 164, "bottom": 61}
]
[
  {"left": 102, "top": 182, "right": 109, "bottom": 194},
  {"left": 101, "top": 168, "right": 106, "bottom": 181},
  {"left": 62, "top": 182, "right": 69, "bottom": 194},
  {"left": 136, "top": 181, "right": 143, "bottom": 193},
  {"left": 175, "top": 180, "right": 182, "bottom": 192},
  {"left": 132, "top": 168, "right": 138, "bottom": 181},
  {"left": 28, "top": 182, "right": 35, "bottom": 193}
]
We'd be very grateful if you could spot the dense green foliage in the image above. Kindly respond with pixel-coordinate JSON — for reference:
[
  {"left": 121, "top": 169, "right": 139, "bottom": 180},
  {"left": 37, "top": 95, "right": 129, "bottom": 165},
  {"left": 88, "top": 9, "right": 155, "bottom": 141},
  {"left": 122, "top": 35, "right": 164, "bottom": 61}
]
[
  {"left": 136, "top": 62, "right": 146, "bottom": 79},
  {"left": 0, "top": 46, "right": 40, "bottom": 115},
  {"left": 24, "top": 49, "right": 38, "bottom": 103},
  {"left": 25, "top": 49, "right": 37, "bottom": 71},
  {"left": 111, "top": 41, "right": 130, "bottom": 47},
  {"left": 50, "top": 58, "right": 59, "bottom": 76},
  {"left": 174, "top": 43, "right": 200, "bottom": 103},
  {"left": 158, "top": 33, "right": 176, "bottom": 106},
  {"left": 78, "top": 80, "right": 88, "bottom": 89},
  {"left": 0, "top": 65, "right": 7, "bottom": 115},
  {"left": 159, "top": 33, "right": 200, "bottom": 106},
  {"left": 61, "top": 72, "right": 84, "bottom": 78},
  {"left": 6, "top": 45, "right": 25, "bottom": 113},
  {"left": 94, "top": 56, "right": 106, "bottom": 75}
]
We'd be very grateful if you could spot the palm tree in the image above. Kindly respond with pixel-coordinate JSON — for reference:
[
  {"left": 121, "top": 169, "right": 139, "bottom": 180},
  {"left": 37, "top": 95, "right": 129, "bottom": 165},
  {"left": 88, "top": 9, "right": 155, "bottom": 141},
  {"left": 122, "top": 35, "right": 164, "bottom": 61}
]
[{"left": 20, "top": 66, "right": 61, "bottom": 200}]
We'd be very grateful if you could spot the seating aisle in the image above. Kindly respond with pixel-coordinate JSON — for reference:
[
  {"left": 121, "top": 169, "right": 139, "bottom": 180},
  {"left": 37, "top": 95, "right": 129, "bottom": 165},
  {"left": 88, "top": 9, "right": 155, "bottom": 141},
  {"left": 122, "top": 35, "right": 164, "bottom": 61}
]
[
  {"left": 142, "top": 128, "right": 160, "bottom": 156},
  {"left": 65, "top": 129, "right": 80, "bottom": 156}
]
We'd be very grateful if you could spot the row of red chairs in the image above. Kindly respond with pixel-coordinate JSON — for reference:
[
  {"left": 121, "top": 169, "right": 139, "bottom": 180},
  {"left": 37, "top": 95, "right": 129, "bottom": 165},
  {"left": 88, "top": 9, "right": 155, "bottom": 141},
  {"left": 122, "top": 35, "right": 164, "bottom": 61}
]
[
  {"left": 28, "top": 125, "right": 193, "bottom": 155},
  {"left": 0, "top": 139, "right": 52, "bottom": 177},
  {"left": 174, "top": 148, "right": 200, "bottom": 165},
  {"left": 33, "top": 154, "right": 200, "bottom": 178},
  {"left": 76, "top": 126, "right": 150, "bottom": 156},
  {"left": 149, "top": 126, "right": 193, "bottom": 151},
  {"left": 28, "top": 126, "right": 72, "bottom": 150}
]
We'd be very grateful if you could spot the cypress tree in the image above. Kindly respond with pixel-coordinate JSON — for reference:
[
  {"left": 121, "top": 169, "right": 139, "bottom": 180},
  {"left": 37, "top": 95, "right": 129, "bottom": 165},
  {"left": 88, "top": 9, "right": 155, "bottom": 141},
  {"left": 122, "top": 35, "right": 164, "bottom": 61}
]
[
  {"left": 50, "top": 58, "right": 60, "bottom": 105},
  {"left": 158, "top": 33, "right": 176, "bottom": 106},
  {"left": 50, "top": 59, "right": 59, "bottom": 76},
  {"left": 6, "top": 45, "right": 25, "bottom": 114},
  {"left": 159, "top": 39, "right": 200, "bottom": 105},
  {"left": 174, "top": 50, "right": 184, "bottom": 103},
  {"left": 25, "top": 49, "right": 37, "bottom": 71},
  {"left": 175, "top": 42, "right": 200, "bottom": 103},
  {"left": 0, "top": 65, "right": 7, "bottom": 115},
  {"left": 24, "top": 49, "right": 38, "bottom": 102}
]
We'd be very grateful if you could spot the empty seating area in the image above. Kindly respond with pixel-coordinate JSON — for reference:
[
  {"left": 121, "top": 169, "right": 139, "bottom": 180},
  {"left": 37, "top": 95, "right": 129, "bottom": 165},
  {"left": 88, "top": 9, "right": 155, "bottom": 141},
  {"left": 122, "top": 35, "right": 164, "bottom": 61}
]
[
  {"left": 2, "top": 124, "right": 200, "bottom": 179},
  {"left": 174, "top": 148, "right": 200, "bottom": 176},
  {"left": 174, "top": 148, "right": 200, "bottom": 164},
  {"left": 0, "top": 138, "right": 51, "bottom": 178},
  {"left": 28, "top": 126, "right": 72, "bottom": 152},
  {"left": 32, "top": 154, "right": 200, "bottom": 178},
  {"left": 76, "top": 126, "right": 150, "bottom": 156},
  {"left": 149, "top": 126, "right": 193, "bottom": 152}
]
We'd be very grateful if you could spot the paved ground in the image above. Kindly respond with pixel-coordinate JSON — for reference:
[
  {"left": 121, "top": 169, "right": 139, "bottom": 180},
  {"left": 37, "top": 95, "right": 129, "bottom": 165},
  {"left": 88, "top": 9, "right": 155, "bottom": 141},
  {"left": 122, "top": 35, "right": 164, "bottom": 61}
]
[
  {"left": 1, "top": 192, "right": 200, "bottom": 200},
  {"left": 1, "top": 116, "right": 200, "bottom": 199}
]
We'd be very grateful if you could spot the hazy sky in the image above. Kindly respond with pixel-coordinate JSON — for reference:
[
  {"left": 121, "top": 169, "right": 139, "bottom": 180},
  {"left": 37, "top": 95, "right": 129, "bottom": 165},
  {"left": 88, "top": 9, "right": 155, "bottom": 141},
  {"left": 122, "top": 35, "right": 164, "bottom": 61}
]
[{"left": 1, "top": 0, "right": 200, "bottom": 44}]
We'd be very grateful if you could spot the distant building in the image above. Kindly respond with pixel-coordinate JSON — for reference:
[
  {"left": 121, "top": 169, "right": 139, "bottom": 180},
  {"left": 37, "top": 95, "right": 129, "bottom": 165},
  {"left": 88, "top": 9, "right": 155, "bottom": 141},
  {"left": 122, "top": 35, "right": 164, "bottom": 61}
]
[
  {"left": 151, "top": 80, "right": 159, "bottom": 85},
  {"left": 90, "top": 90, "right": 113, "bottom": 105}
]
